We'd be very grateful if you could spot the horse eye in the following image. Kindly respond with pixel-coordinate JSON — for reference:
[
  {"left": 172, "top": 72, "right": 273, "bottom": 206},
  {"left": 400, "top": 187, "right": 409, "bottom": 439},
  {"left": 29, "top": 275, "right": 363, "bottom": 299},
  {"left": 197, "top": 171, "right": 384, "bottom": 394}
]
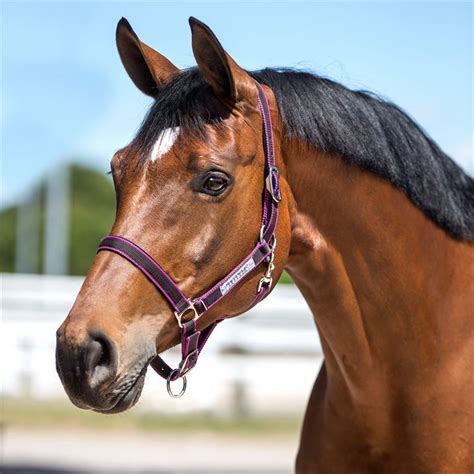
[{"left": 201, "top": 172, "right": 229, "bottom": 196}]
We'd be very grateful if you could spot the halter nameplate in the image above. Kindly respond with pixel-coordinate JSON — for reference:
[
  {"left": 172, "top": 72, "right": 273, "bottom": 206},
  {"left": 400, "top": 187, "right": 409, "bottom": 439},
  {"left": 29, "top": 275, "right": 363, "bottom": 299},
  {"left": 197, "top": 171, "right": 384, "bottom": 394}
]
[{"left": 97, "top": 80, "right": 280, "bottom": 397}]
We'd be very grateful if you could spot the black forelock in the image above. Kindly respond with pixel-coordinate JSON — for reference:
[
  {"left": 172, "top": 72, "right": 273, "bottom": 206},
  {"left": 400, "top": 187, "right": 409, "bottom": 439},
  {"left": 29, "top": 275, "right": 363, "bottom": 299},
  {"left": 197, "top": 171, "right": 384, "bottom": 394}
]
[
  {"left": 133, "top": 67, "right": 474, "bottom": 241},
  {"left": 132, "top": 68, "right": 230, "bottom": 157}
]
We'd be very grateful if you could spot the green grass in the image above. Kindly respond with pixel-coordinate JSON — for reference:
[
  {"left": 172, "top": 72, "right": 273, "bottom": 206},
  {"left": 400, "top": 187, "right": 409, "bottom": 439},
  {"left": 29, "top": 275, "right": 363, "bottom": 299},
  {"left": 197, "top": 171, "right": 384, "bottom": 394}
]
[{"left": 2, "top": 397, "right": 301, "bottom": 436}]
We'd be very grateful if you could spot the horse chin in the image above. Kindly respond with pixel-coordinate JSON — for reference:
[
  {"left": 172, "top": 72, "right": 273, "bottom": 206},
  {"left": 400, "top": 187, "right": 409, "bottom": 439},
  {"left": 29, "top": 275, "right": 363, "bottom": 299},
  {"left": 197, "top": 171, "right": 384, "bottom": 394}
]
[{"left": 93, "top": 372, "right": 146, "bottom": 414}]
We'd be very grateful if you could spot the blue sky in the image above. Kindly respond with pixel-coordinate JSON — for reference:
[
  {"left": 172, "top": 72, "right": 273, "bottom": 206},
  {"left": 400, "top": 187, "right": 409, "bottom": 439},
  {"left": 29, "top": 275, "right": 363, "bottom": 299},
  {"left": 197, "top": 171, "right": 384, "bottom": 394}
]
[{"left": 2, "top": 1, "right": 472, "bottom": 207}]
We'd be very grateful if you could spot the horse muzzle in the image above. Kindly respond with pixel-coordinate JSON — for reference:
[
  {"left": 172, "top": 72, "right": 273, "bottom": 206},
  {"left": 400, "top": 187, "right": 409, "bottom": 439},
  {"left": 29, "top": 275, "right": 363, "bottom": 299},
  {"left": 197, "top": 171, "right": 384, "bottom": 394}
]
[{"left": 55, "top": 326, "right": 153, "bottom": 413}]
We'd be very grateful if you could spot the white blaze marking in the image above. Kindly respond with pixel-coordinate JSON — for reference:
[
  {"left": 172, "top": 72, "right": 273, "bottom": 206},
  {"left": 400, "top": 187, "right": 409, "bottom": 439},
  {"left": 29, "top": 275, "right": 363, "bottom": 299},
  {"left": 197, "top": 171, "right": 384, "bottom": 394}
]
[{"left": 150, "top": 127, "right": 180, "bottom": 161}]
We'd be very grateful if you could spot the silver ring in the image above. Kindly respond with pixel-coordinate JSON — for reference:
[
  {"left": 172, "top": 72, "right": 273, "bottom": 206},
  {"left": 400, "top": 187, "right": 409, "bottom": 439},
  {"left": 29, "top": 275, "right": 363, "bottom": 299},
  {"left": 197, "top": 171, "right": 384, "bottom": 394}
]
[{"left": 166, "top": 370, "right": 187, "bottom": 398}]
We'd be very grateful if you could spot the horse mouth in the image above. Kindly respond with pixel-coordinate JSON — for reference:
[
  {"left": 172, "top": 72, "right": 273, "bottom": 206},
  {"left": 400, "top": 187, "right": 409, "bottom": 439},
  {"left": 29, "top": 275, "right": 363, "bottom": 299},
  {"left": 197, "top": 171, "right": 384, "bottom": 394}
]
[{"left": 94, "top": 369, "right": 147, "bottom": 414}]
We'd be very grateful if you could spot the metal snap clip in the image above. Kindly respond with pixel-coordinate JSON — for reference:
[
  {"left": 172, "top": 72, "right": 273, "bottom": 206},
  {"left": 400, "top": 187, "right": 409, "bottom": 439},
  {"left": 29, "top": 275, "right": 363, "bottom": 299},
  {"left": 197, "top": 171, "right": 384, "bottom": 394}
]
[{"left": 257, "top": 237, "right": 277, "bottom": 293}]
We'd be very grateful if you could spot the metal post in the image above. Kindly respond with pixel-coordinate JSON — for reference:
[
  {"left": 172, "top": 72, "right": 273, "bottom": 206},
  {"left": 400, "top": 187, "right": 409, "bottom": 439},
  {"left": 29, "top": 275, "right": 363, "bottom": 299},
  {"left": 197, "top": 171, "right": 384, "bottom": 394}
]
[{"left": 43, "top": 164, "right": 70, "bottom": 275}]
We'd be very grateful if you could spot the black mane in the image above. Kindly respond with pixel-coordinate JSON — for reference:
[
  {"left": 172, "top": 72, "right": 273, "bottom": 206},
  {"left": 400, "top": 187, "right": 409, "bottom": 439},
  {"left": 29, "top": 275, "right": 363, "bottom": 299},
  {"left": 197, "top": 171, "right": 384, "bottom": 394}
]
[{"left": 134, "top": 67, "right": 474, "bottom": 241}]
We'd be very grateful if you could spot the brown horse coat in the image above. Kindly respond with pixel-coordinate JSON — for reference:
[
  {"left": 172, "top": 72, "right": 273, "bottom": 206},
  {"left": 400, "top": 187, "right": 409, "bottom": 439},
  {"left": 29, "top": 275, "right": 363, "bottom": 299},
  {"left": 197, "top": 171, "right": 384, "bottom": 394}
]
[{"left": 56, "top": 18, "right": 474, "bottom": 473}]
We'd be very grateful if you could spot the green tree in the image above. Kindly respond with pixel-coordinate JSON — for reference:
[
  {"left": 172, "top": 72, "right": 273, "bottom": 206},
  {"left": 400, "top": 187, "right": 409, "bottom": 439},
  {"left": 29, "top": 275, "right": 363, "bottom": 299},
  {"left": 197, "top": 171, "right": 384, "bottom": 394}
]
[
  {"left": 0, "top": 163, "right": 115, "bottom": 275},
  {"left": 68, "top": 164, "right": 115, "bottom": 275}
]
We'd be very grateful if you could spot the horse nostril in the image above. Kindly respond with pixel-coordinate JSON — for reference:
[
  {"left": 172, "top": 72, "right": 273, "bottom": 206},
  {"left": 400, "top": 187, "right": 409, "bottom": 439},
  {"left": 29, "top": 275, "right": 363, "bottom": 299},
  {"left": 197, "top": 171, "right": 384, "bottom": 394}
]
[
  {"left": 84, "top": 333, "right": 116, "bottom": 386},
  {"left": 85, "top": 339, "right": 105, "bottom": 372}
]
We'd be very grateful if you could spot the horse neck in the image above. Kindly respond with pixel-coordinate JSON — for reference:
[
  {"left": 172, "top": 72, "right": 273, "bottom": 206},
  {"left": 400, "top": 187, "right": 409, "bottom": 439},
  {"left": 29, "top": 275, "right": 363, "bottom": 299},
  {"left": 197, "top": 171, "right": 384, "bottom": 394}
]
[{"left": 282, "top": 141, "right": 471, "bottom": 393}]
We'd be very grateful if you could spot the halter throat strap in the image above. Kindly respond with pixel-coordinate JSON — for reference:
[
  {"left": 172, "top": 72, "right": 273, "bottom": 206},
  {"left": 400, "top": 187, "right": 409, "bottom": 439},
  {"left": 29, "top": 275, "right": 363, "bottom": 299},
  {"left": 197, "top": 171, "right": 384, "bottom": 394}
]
[{"left": 97, "top": 80, "right": 280, "bottom": 396}]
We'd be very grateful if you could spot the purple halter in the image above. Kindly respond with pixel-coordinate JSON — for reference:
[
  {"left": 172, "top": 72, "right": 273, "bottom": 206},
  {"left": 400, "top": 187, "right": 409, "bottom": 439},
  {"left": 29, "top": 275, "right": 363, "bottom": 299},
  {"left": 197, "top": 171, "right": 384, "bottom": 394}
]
[{"left": 97, "top": 80, "right": 281, "bottom": 397}]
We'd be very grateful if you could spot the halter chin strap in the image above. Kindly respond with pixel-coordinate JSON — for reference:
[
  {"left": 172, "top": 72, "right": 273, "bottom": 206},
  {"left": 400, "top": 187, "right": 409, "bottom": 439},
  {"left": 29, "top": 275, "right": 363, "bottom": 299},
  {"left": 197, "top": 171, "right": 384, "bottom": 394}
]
[{"left": 97, "top": 80, "right": 280, "bottom": 397}]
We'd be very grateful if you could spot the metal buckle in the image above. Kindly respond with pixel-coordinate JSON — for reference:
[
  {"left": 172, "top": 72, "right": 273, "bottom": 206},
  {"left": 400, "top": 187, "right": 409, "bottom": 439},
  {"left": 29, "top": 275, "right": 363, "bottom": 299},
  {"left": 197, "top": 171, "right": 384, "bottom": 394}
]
[
  {"left": 174, "top": 302, "right": 199, "bottom": 328},
  {"left": 179, "top": 348, "right": 199, "bottom": 376},
  {"left": 259, "top": 225, "right": 266, "bottom": 243},
  {"left": 266, "top": 165, "right": 282, "bottom": 203},
  {"left": 167, "top": 369, "right": 187, "bottom": 398}
]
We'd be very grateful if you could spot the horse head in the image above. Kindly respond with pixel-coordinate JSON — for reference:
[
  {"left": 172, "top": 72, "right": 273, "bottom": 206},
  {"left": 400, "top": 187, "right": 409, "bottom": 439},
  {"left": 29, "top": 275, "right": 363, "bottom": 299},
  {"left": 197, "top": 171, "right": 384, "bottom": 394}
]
[{"left": 56, "top": 17, "right": 292, "bottom": 413}]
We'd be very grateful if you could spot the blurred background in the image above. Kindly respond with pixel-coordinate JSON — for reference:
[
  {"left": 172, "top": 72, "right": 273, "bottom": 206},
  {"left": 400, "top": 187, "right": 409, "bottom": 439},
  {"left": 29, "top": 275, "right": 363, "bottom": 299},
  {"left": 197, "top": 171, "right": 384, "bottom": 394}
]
[{"left": 1, "top": 2, "right": 472, "bottom": 473}]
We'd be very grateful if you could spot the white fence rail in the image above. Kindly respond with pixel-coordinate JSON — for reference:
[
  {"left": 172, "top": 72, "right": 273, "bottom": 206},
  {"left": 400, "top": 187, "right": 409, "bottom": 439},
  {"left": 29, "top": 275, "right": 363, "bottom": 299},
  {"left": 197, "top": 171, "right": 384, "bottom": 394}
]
[{"left": 1, "top": 273, "right": 323, "bottom": 415}]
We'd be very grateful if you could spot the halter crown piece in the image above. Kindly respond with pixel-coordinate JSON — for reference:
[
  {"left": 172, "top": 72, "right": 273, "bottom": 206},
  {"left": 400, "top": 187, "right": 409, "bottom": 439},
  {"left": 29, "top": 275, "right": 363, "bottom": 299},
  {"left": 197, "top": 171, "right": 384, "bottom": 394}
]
[{"left": 97, "top": 80, "right": 281, "bottom": 398}]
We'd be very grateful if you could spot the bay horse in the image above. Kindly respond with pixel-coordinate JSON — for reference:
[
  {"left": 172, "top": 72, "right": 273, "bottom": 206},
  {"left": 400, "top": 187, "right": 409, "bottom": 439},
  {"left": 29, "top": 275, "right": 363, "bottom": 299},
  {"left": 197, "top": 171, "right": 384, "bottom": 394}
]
[{"left": 56, "top": 17, "right": 474, "bottom": 473}]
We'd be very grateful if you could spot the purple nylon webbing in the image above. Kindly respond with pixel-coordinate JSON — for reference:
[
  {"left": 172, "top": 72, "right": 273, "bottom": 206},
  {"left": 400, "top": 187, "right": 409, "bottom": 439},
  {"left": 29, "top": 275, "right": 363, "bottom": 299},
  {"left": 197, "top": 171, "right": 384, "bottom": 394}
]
[
  {"left": 96, "top": 80, "right": 280, "bottom": 387},
  {"left": 97, "top": 238, "right": 189, "bottom": 314}
]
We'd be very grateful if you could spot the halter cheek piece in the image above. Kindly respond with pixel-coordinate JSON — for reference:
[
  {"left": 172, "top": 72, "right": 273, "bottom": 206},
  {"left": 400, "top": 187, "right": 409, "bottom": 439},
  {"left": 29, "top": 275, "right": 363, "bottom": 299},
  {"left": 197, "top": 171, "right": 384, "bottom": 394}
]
[{"left": 97, "top": 81, "right": 281, "bottom": 398}]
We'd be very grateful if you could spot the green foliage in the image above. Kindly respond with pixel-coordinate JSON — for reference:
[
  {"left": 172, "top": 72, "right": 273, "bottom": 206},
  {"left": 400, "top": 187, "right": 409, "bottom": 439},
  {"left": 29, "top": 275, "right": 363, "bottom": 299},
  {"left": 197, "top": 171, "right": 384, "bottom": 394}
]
[
  {"left": 0, "top": 206, "right": 17, "bottom": 272},
  {"left": 0, "top": 163, "right": 115, "bottom": 275},
  {"left": 0, "top": 186, "right": 46, "bottom": 273},
  {"left": 68, "top": 164, "right": 115, "bottom": 275},
  {"left": 279, "top": 271, "right": 293, "bottom": 284}
]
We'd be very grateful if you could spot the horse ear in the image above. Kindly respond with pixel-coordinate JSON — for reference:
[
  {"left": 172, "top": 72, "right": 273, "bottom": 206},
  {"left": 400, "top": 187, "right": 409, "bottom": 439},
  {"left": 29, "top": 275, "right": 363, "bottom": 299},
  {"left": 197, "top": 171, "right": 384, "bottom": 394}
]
[
  {"left": 116, "top": 18, "right": 180, "bottom": 97},
  {"left": 189, "top": 17, "right": 254, "bottom": 104}
]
